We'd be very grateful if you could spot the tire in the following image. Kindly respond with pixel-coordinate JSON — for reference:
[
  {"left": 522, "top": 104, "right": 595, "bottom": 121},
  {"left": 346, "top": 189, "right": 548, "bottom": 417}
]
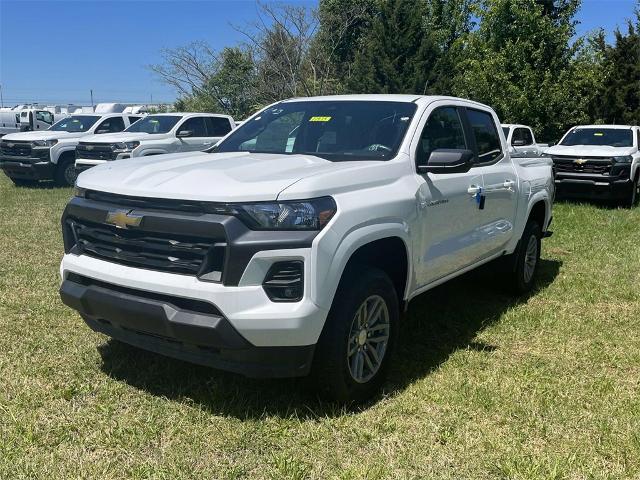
[
  {"left": 505, "top": 220, "right": 542, "bottom": 295},
  {"left": 10, "top": 178, "right": 38, "bottom": 187},
  {"left": 54, "top": 157, "right": 77, "bottom": 187},
  {"left": 311, "top": 265, "right": 399, "bottom": 403},
  {"left": 623, "top": 174, "right": 639, "bottom": 208}
]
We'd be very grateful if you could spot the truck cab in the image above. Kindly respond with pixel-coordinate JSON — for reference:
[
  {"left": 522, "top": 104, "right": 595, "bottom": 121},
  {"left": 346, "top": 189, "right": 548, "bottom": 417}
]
[
  {"left": 74, "top": 113, "right": 235, "bottom": 172},
  {"left": 501, "top": 123, "right": 547, "bottom": 157},
  {"left": 0, "top": 113, "right": 142, "bottom": 186},
  {"left": 545, "top": 124, "right": 640, "bottom": 206},
  {"left": 60, "top": 95, "right": 553, "bottom": 402}
]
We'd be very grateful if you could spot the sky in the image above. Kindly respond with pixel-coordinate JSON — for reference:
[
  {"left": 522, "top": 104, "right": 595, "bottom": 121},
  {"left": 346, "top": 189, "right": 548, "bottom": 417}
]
[{"left": 0, "top": 0, "right": 637, "bottom": 107}]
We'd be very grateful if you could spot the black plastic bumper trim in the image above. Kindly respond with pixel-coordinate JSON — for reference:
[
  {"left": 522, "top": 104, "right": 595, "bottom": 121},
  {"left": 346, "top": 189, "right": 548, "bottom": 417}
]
[
  {"left": 59, "top": 275, "right": 315, "bottom": 378},
  {"left": 0, "top": 160, "right": 54, "bottom": 180}
]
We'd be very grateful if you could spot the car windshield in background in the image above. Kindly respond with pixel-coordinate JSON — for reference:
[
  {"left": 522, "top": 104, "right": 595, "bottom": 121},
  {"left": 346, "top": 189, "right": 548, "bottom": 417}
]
[
  {"left": 216, "top": 101, "right": 418, "bottom": 161},
  {"left": 50, "top": 116, "right": 100, "bottom": 132},
  {"left": 560, "top": 128, "right": 633, "bottom": 147},
  {"left": 125, "top": 116, "right": 181, "bottom": 134}
]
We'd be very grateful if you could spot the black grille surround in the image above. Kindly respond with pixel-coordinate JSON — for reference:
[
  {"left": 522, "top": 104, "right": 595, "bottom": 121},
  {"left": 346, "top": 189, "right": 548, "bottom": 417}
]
[
  {"left": 76, "top": 143, "right": 118, "bottom": 161},
  {"left": 550, "top": 155, "right": 628, "bottom": 176},
  {"left": 1, "top": 140, "right": 32, "bottom": 157},
  {"left": 62, "top": 193, "right": 319, "bottom": 286}
]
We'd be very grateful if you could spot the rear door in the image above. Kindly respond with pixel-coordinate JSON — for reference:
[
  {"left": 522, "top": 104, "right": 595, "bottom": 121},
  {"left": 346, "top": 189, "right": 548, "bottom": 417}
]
[
  {"left": 464, "top": 108, "right": 518, "bottom": 256},
  {"left": 413, "top": 104, "right": 486, "bottom": 286},
  {"left": 205, "top": 116, "right": 233, "bottom": 146}
]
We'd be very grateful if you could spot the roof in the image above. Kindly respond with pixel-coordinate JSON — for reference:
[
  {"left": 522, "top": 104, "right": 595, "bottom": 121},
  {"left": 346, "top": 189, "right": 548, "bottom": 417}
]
[
  {"left": 147, "top": 112, "right": 230, "bottom": 118},
  {"left": 572, "top": 124, "right": 638, "bottom": 129},
  {"left": 279, "top": 94, "right": 492, "bottom": 109}
]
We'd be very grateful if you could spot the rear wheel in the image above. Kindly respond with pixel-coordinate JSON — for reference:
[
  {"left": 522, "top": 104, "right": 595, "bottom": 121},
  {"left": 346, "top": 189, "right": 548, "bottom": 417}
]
[
  {"left": 312, "top": 265, "right": 398, "bottom": 403},
  {"left": 54, "top": 157, "right": 77, "bottom": 187},
  {"left": 504, "top": 220, "right": 541, "bottom": 295}
]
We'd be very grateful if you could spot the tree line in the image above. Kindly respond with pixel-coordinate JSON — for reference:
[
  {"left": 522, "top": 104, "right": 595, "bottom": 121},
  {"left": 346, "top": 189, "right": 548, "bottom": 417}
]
[{"left": 151, "top": 0, "right": 640, "bottom": 142}]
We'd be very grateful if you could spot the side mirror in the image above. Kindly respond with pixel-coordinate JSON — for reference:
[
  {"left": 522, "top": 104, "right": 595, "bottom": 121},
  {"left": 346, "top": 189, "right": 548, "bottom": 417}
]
[
  {"left": 177, "top": 130, "right": 193, "bottom": 138},
  {"left": 418, "top": 149, "right": 474, "bottom": 174},
  {"left": 547, "top": 141, "right": 555, "bottom": 147},
  {"left": 95, "top": 129, "right": 110, "bottom": 134}
]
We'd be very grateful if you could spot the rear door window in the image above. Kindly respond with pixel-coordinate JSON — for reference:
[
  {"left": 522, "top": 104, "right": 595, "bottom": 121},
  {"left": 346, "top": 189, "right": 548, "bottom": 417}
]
[
  {"left": 205, "top": 117, "right": 232, "bottom": 136},
  {"left": 466, "top": 109, "right": 503, "bottom": 164}
]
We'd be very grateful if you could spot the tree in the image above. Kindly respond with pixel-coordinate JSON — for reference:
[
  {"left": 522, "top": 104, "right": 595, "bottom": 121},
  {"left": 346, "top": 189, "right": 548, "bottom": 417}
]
[
  {"left": 452, "top": 0, "right": 603, "bottom": 141},
  {"left": 595, "top": 20, "right": 640, "bottom": 124}
]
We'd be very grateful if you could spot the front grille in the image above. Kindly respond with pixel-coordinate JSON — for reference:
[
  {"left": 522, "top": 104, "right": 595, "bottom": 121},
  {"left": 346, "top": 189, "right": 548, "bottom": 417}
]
[
  {"left": 76, "top": 143, "right": 116, "bottom": 161},
  {"left": 84, "top": 190, "right": 210, "bottom": 213},
  {"left": 552, "top": 156, "right": 613, "bottom": 175},
  {"left": 1, "top": 140, "right": 32, "bottom": 157},
  {"left": 66, "top": 217, "right": 225, "bottom": 277}
]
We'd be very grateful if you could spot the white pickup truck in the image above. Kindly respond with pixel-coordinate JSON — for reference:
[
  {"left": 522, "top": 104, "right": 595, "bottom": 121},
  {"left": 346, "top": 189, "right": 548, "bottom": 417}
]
[
  {"left": 0, "top": 113, "right": 142, "bottom": 186},
  {"left": 502, "top": 124, "right": 549, "bottom": 157},
  {"left": 74, "top": 113, "right": 235, "bottom": 172},
  {"left": 59, "top": 95, "right": 554, "bottom": 402},
  {"left": 545, "top": 124, "right": 640, "bottom": 206}
]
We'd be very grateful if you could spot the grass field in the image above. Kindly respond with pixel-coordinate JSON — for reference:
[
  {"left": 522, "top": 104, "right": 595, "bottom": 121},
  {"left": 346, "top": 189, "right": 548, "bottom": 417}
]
[{"left": 1, "top": 174, "right": 640, "bottom": 479}]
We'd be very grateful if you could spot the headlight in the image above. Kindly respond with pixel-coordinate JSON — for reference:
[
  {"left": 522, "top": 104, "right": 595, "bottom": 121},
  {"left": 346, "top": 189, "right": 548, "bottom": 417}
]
[
  {"left": 206, "top": 197, "right": 337, "bottom": 230},
  {"left": 613, "top": 155, "right": 633, "bottom": 164},
  {"left": 74, "top": 186, "right": 87, "bottom": 198},
  {"left": 32, "top": 139, "right": 57, "bottom": 148},
  {"left": 113, "top": 141, "right": 140, "bottom": 152}
]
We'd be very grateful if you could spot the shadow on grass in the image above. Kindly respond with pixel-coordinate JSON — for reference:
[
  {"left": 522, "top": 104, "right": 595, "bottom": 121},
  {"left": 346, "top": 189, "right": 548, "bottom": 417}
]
[
  {"left": 554, "top": 196, "right": 623, "bottom": 210},
  {"left": 97, "top": 258, "right": 561, "bottom": 418}
]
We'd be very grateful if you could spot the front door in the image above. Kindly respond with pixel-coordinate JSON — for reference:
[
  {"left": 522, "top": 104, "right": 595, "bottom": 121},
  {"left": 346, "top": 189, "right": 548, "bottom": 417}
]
[
  {"left": 413, "top": 105, "right": 487, "bottom": 286},
  {"left": 176, "top": 117, "right": 214, "bottom": 152}
]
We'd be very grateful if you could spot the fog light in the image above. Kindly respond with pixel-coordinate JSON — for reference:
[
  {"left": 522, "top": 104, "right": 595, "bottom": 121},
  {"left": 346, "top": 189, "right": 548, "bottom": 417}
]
[{"left": 262, "top": 261, "right": 303, "bottom": 302}]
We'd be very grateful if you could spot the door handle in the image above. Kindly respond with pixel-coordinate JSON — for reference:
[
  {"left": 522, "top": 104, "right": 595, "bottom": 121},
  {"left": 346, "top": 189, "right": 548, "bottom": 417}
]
[
  {"left": 467, "top": 185, "right": 481, "bottom": 196},
  {"left": 503, "top": 180, "right": 516, "bottom": 191}
]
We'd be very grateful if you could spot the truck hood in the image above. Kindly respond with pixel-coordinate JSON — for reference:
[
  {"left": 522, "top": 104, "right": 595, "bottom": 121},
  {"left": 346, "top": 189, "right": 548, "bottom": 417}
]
[
  {"left": 545, "top": 145, "right": 637, "bottom": 157},
  {"left": 80, "top": 132, "right": 165, "bottom": 144},
  {"left": 1, "top": 131, "right": 84, "bottom": 141},
  {"left": 77, "top": 151, "right": 389, "bottom": 202}
]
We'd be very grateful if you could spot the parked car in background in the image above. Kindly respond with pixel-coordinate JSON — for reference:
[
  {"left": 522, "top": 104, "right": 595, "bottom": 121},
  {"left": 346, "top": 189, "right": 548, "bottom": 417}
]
[
  {"left": 545, "top": 124, "right": 640, "bottom": 206},
  {"left": 59, "top": 95, "right": 554, "bottom": 402},
  {"left": 74, "top": 113, "right": 235, "bottom": 173},
  {"left": 0, "top": 112, "right": 143, "bottom": 186},
  {"left": 502, "top": 124, "right": 549, "bottom": 156}
]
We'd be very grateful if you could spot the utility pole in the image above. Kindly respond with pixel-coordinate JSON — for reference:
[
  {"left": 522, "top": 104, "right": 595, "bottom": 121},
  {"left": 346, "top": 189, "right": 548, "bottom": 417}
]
[
  {"left": 90, "top": 89, "right": 94, "bottom": 108},
  {"left": 150, "top": 93, "right": 153, "bottom": 106},
  {"left": 0, "top": 84, "right": 3, "bottom": 108}
]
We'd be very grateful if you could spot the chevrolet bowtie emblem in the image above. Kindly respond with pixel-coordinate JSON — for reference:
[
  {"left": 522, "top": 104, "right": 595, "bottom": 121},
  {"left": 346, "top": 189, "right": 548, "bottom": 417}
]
[
  {"left": 86, "top": 145, "right": 93, "bottom": 150},
  {"left": 7, "top": 143, "right": 14, "bottom": 148},
  {"left": 573, "top": 158, "right": 588, "bottom": 165},
  {"left": 105, "top": 210, "right": 143, "bottom": 229}
]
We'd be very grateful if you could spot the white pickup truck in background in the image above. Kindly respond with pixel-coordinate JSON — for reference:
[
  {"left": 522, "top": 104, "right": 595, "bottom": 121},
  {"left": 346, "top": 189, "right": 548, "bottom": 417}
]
[
  {"left": 75, "top": 113, "right": 235, "bottom": 172},
  {"left": 502, "top": 124, "right": 549, "bottom": 157},
  {"left": 545, "top": 124, "right": 640, "bottom": 206},
  {"left": 0, "top": 113, "right": 142, "bottom": 186},
  {"left": 60, "top": 95, "right": 554, "bottom": 402}
]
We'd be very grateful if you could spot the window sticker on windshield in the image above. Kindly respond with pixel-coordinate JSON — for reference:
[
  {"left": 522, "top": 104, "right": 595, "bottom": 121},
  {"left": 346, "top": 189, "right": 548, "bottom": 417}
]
[
  {"left": 309, "top": 116, "right": 332, "bottom": 122},
  {"left": 594, "top": 132, "right": 604, "bottom": 136}
]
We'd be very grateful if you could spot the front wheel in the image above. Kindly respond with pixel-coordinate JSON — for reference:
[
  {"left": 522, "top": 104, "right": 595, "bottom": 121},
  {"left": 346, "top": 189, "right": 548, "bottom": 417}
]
[
  {"left": 505, "top": 220, "right": 541, "bottom": 295},
  {"left": 54, "top": 158, "right": 77, "bottom": 187},
  {"left": 623, "top": 175, "right": 639, "bottom": 208},
  {"left": 311, "top": 266, "right": 399, "bottom": 403}
]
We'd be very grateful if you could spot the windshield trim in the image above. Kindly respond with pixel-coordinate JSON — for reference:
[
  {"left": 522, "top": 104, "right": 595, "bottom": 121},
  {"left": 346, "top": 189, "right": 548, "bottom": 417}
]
[{"left": 49, "top": 115, "right": 101, "bottom": 132}]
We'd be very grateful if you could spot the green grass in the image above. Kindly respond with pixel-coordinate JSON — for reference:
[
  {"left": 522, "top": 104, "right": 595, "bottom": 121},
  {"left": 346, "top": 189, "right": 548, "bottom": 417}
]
[{"left": 1, "top": 174, "right": 640, "bottom": 479}]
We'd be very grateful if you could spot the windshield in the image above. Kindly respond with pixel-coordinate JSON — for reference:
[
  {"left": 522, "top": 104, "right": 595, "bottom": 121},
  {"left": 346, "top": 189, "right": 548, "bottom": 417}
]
[
  {"left": 50, "top": 115, "right": 100, "bottom": 132},
  {"left": 125, "top": 115, "right": 181, "bottom": 134},
  {"left": 216, "top": 101, "right": 418, "bottom": 161},
  {"left": 502, "top": 127, "right": 510, "bottom": 138},
  {"left": 560, "top": 128, "right": 633, "bottom": 147}
]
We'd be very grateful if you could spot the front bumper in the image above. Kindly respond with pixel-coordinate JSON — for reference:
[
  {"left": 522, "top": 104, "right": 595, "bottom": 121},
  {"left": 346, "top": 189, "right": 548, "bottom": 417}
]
[
  {"left": 554, "top": 173, "right": 632, "bottom": 200},
  {"left": 0, "top": 154, "right": 54, "bottom": 180},
  {"left": 59, "top": 273, "right": 315, "bottom": 378}
]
